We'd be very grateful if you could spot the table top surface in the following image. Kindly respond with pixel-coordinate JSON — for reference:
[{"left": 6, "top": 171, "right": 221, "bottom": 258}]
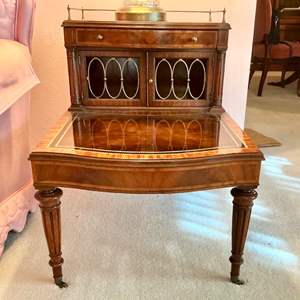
[{"left": 32, "top": 110, "right": 262, "bottom": 161}]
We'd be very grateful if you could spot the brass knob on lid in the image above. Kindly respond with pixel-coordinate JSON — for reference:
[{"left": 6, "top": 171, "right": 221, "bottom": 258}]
[
  {"left": 97, "top": 34, "right": 104, "bottom": 40},
  {"left": 192, "top": 36, "right": 198, "bottom": 42}
]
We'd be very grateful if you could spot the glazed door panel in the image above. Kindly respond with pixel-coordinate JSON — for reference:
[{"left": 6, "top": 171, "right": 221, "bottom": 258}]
[
  {"left": 148, "top": 51, "right": 215, "bottom": 107},
  {"left": 79, "top": 50, "right": 147, "bottom": 107}
]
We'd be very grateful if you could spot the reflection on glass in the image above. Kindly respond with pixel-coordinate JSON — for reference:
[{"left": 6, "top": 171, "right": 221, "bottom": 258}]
[{"left": 50, "top": 112, "right": 244, "bottom": 154}]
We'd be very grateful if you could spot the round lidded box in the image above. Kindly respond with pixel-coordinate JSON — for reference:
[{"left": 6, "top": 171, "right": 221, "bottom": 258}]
[{"left": 116, "top": 0, "right": 166, "bottom": 21}]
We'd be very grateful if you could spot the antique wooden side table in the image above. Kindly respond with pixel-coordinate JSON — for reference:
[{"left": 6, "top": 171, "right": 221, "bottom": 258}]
[{"left": 30, "top": 19, "right": 264, "bottom": 288}]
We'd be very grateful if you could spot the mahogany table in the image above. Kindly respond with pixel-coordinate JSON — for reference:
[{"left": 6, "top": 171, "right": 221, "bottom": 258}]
[
  {"left": 30, "top": 18, "right": 264, "bottom": 288},
  {"left": 30, "top": 109, "right": 264, "bottom": 288}
]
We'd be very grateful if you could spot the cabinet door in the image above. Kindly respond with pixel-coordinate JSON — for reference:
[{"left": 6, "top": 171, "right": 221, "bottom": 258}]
[
  {"left": 148, "top": 51, "right": 215, "bottom": 107},
  {"left": 79, "top": 51, "right": 146, "bottom": 107}
]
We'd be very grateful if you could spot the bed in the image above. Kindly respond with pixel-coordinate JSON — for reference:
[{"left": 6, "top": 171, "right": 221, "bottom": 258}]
[{"left": 0, "top": 0, "right": 39, "bottom": 256}]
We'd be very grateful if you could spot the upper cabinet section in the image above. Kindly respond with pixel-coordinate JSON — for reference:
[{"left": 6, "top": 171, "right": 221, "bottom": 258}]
[{"left": 63, "top": 21, "right": 230, "bottom": 109}]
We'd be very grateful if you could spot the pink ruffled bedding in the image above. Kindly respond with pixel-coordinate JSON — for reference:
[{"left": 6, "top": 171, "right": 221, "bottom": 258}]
[
  {"left": 0, "top": 93, "right": 37, "bottom": 256},
  {"left": 0, "top": 39, "right": 39, "bottom": 115},
  {"left": 0, "top": 0, "right": 38, "bottom": 256},
  {"left": 0, "top": 0, "right": 16, "bottom": 40},
  {"left": 0, "top": 181, "right": 36, "bottom": 256}
]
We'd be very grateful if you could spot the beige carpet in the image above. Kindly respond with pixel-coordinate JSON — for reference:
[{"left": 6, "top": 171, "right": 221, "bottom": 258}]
[{"left": 0, "top": 75, "right": 300, "bottom": 299}]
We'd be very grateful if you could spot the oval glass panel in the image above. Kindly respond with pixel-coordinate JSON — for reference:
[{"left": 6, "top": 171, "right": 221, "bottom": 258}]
[
  {"left": 122, "top": 59, "right": 139, "bottom": 99},
  {"left": 106, "top": 58, "right": 122, "bottom": 99},
  {"left": 171, "top": 120, "right": 186, "bottom": 150},
  {"left": 189, "top": 59, "right": 206, "bottom": 99},
  {"left": 155, "top": 59, "right": 172, "bottom": 100},
  {"left": 87, "top": 58, "right": 105, "bottom": 99},
  {"left": 107, "top": 119, "right": 124, "bottom": 150},
  {"left": 173, "top": 59, "right": 189, "bottom": 100}
]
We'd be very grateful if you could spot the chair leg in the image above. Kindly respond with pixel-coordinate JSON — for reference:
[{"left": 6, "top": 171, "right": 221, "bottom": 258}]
[
  {"left": 249, "top": 69, "right": 255, "bottom": 88},
  {"left": 281, "top": 70, "right": 286, "bottom": 88},
  {"left": 258, "top": 68, "right": 268, "bottom": 97}
]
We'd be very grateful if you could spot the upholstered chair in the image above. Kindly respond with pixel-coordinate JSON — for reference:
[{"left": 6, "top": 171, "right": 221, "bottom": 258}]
[
  {"left": 250, "top": 0, "right": 300, "bottom": 96},
  {"left": 0, "top": 0, "right": 39, "bottom": 256}
]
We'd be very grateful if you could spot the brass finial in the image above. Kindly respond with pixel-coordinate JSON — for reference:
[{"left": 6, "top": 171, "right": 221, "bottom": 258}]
[
  {"left": 222, "top": 8, "right": 226, "bottom": 23},
  {"left": 67, "top": 4, "right": 71, "bottom": 20},
  {"left": 81, "top": 7, "right": 85, "bottom": 20}
]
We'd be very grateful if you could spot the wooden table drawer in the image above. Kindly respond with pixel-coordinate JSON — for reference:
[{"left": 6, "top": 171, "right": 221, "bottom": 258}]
[{"left": 76, "top": 28, "right": 218, "bottom": 49}]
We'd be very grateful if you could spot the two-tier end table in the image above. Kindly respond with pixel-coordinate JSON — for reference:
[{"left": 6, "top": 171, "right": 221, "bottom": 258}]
[{"left": 30, "top": 19, "right": 264, "bottom": 288}]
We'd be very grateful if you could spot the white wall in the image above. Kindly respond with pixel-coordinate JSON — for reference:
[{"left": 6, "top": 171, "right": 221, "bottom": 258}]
[{"left": 30, "top": 0, "right": 256, "bottom": 146}]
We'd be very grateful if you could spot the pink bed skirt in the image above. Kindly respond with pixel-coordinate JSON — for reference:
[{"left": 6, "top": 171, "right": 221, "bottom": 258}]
[
  {"left": 0, "top": 93, "right": 37, "bottom": 256},
  {"left": 0, "top": 181, "right": 37, "bottom": 256}
]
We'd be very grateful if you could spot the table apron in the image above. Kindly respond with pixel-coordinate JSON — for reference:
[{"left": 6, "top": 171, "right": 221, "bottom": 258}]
[{"left": 31, "top": 159, "right": 261, "bottom": 194}]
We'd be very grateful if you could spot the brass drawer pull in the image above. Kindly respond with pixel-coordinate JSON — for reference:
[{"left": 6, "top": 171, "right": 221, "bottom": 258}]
[
  {"left": 192, "top": 36, "right": 198, "bottom": 43},
  {"left": 97, "top": 34, "right": 104, "bottom": 40}
]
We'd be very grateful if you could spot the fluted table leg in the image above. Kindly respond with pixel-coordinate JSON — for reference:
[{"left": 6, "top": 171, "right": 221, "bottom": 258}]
[
  {"left": 229, "top": 187, "right": 258, "bottom": 285},
  {"left": 35, "top": 188, "right": 68, "bottom": 288}
]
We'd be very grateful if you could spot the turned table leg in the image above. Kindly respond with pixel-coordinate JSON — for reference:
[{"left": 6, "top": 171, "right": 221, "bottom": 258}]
[
  {"left": 229, "top": 187, "right": 258, "bottom": 285},
  {"left": 35, "top": 188, "right": 68, "bottom": 288}
]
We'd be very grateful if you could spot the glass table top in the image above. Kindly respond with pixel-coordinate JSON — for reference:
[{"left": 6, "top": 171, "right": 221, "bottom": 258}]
[{"left": 48, "top": 111, "right": 245, "bottom": 155}]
